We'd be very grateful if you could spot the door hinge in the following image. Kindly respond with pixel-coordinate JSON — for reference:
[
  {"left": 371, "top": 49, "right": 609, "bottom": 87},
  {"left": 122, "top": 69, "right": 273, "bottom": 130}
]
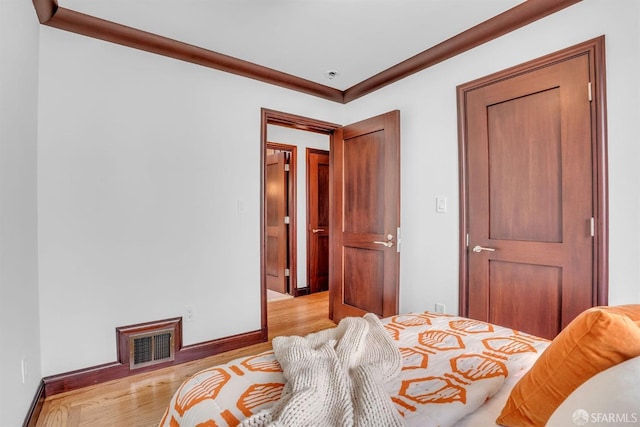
[
  {"left": 588, "top": 82, "right": 592, "bottom": 102},
  {"left": 466, "top": 233, "right": 469, "bottom": 247},
  {"left": 284, "top": 164, "right": 290, "bottom": 172},
  {"left": 590, "top": 217, "right": 595, "bottom": 237},
  {"left": 284, "top": 216, "right": 290, "bottom": 224},
  {"left": 284, "top": 268, "right": 290, "bottom": 277}
]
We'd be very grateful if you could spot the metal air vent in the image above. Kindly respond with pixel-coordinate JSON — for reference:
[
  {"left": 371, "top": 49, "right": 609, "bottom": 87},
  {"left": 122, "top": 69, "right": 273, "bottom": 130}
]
[
  {"left": 116, "top": 317, "right": 181, "bottom": 371},
  {"left": 129, "top": 328, "right": 175, "bottom": 369}
]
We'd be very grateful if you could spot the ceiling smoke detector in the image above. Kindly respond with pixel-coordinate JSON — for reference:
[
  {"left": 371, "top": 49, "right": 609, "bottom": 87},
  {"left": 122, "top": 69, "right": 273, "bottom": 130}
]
[{"left": 325, "top": 70, "right": 340, "bottom": 80}]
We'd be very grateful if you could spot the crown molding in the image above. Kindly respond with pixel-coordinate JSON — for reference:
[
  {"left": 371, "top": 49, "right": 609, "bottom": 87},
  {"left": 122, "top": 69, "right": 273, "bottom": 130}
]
[
  {"left": 344, "top": 0, "right": 582, "bottom": 102},
  {"left": 34, "top": 2, "right": 345, "bottom": 103},
  {"left": 30, "top": 0, "right": 581, "bottom": 102}
]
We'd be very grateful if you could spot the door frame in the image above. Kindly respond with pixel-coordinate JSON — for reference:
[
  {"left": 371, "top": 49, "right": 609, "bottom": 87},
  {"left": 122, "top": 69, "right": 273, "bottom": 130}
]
[
  {"left": 457, "top": 36, "right": 609, "bottom": 316},
  {"left": 260, "top": 108, "right": 341, "bottom": 336}
]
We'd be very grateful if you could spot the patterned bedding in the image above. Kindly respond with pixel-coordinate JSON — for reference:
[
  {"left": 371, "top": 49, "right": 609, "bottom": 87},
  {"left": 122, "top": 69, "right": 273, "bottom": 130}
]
[{"left": 160, "top": 312, "right": 549, "bottom": 427}]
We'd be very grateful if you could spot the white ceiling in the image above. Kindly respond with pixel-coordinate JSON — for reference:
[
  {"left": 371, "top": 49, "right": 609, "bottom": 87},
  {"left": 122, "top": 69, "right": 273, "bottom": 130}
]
[{"left": 59, "top": 0, "right": 525, "bottom": 90}]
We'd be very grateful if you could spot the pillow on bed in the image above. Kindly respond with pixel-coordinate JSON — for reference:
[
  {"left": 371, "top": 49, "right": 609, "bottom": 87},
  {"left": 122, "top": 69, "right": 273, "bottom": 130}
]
[
  {"left": 546, "top": 355, "right": 640, "bottom": 427},
  {"left": 496, "top": 305, "right": 640, "bottom": 427}
]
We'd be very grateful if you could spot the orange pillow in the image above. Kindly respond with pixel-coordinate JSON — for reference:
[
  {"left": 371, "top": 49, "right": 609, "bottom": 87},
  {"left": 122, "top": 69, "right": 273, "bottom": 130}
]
[{"left": 496, "top": 305, "right": 640, "bottom": 427}]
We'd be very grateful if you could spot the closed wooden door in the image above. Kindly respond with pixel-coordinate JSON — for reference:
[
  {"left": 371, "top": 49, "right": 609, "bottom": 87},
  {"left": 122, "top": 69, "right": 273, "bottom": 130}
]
[
  {"left": 331, "top": 111, "right": 400, "bottom": 321},
  {"left": 461, "top": 51, "right": 600, "bottom": 339},
  {"left": 307, "top": 149, "right": 330, "bottom": 294},
  {"left": 266, "top": 152, "right": 288, "bottom": 294}
]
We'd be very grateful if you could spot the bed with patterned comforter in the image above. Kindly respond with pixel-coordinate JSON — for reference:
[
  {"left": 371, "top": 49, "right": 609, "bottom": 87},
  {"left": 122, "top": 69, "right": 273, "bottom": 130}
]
[{"left": 160, "top": 312, "right": 549, "bottom": 427}]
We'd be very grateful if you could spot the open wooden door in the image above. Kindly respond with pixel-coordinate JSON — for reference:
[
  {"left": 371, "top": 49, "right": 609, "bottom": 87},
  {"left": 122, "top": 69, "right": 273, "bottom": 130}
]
[
  {"left": 459, "top": 39, "right": 608, "bottom": 339},
  {"left": 330, "top": 110, "right": 401, "bottom": 322},
  {"left": 307, "top": 149, "right": 330, "bottom": 294},
  {"left": 266, "top": 152, "right": 288, "bottom": 294}
]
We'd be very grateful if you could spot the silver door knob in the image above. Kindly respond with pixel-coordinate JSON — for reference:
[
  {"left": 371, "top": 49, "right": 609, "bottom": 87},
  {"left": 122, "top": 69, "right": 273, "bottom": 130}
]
[
  {"left": 312, "top": 228, "right": 325, "bottom": 233},
  {"left": 473, "top": 245, "right": 496, "bottom": 253},
  {"left": 374, "top": 241, "right": 394, "bottom": 248}
]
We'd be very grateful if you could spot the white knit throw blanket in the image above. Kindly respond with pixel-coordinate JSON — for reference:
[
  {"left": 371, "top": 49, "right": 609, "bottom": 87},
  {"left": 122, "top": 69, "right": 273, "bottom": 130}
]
[{"left": 240, "top": 313, "right": 406, "bottom": 427}]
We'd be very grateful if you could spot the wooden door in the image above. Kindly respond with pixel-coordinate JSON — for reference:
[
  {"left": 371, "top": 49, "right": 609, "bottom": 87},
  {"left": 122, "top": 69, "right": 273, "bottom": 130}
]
[
  {"left": 266, "top": 152, "right": 288, "bottom": 294},
  {"left": 331, "top": 111, "right": 401, "bottom": 322},
  {"left": 461, "top": 52, "right": 598, "bottom": 339},
  {"left": 307, "top": 149, "right": 330, "bottom": 294}
]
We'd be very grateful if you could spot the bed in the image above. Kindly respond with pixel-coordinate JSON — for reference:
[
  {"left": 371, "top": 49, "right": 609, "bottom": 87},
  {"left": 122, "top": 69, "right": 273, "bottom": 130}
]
[{"left": 160, "top": 305, "right": 640, "bottom": 427}]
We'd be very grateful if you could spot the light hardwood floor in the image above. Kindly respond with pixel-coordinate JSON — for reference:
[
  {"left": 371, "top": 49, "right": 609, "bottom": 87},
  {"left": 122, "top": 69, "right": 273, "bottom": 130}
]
[{"left": 36, "top": 291, "right": 334, "bottom": 427}]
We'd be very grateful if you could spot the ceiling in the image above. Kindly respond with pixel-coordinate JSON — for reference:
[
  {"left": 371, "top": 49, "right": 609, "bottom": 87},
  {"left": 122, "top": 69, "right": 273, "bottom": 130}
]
[{"left": 57, "top": 0, "right": 525, "bottom": 91}]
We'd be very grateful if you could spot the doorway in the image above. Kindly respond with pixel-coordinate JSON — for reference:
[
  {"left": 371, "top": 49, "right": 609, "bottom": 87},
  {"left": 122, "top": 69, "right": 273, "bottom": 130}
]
[
  {"left": 260, "top": 109, "right": 340, "bottom": 335},
  {"left": 457, "top": 37, "right": 608, "bottom": 339},
  {"left": 260, "top": 109, "right": 402, "bottom": 333}
]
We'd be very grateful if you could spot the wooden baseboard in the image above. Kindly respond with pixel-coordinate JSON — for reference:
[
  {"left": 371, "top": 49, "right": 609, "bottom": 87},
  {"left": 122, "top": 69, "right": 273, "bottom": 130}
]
[
  {"left": 22, "top": 380, "right": 45, "bottom": 427},
  {"left": 42, "top": 328, "right": 266, "bottom": 396},
  {"left": 293, "top": 287, "right": 309, "bottom": 297}
]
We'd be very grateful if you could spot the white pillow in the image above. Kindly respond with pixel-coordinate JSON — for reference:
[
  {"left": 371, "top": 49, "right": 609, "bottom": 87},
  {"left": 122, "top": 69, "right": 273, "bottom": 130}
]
[{"left": 546, "top": 356, "right": 640, "bottom": 426}]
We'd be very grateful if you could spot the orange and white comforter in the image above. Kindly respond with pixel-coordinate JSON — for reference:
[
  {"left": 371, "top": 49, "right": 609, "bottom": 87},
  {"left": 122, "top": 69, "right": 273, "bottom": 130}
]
[{"left": 160, "top": 312, "right": 549, "bottom": 427}]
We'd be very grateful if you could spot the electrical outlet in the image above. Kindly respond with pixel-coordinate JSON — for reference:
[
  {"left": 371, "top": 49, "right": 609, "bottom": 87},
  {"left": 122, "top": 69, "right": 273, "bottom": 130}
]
[
  {"left": 21, "top": 358, "right": 28, "bottom": 384},
  {"left": 435, "top": 303, "right": 446, "bottom": 314},
  {"left": 184, "top": 305, "right": 196, "bottom": 322}
]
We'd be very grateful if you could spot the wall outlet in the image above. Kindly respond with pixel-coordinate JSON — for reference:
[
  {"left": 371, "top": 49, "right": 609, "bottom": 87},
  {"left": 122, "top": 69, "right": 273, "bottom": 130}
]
[
  {"left": 21, "top": 358, "right": 28, "bottom": 384},
  {"left": 184, "top": 305, "right": 196, "bottom": 322},
  {"left": 435, "top": 303, "right": 446, "bottom": 314}
]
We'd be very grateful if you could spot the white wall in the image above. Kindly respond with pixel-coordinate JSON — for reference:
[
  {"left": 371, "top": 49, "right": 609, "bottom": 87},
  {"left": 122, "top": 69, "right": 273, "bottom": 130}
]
[
  {"left": 267, "top": 125, "right": 330, "bottom": 290},
  {"left": 37, "top": 28, "right": 343, "bottom": 375},
  {"left": 32, "top": 0, "right": 640, "bottom": 384},
  {"left": 0, "top": 0, "right": 42, "bottom": 424},
  {"left": 343, "top": 0, "right": 640, "bottom": 313}
]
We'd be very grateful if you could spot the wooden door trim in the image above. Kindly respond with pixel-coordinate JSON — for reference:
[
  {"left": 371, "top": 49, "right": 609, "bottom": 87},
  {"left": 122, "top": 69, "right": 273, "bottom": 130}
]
[
  {"left": 457, "top": 36, "right": 608, "bottom": 316},
  {"left": 260, "top": 109, "right": 340, "bottom": 335}
]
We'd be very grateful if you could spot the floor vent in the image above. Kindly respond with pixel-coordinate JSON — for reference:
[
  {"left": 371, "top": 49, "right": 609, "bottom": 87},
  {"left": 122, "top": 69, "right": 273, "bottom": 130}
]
[
  {"left": 129, "top": 328, "right": 174, "bottom": 369},
  {"left": 116, "top": 318, "right": 181, "bottom": 370}
]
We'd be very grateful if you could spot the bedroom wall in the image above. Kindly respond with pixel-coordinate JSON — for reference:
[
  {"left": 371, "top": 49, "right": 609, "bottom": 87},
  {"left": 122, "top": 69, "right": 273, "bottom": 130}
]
[
  {"left": 343, "top": 0, "right": 640, "bottom": 313},
  {"left": 34, "top": 0, "right": 640, "bottom": 380},
  {"left": 267, "top": 125, "right": 330, "bottom": 290},
  {"left": 36, "top": 28, "right": 343, "bottom": 376},
  {"left": 0, "top": 0, "right": 42, "bottom": 424}
]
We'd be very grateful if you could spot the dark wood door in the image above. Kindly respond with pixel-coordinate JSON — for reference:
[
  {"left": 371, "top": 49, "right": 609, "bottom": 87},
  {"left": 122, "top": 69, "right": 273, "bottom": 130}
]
[
  {"left": 307, "top": 149, "right": 330, "bottom": 294},
  {"left": 463, "top": 54, "right": 595, "bottom": 339},
  {"left": 266, "top": 152, "right": 288, "bottom": 294},
  {"left": 330, "top": 111, "right": 400, "bottom": 322}
]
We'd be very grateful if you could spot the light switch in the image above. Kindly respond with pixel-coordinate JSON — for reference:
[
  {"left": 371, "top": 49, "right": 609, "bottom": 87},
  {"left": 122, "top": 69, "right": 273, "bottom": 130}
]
[{"left": 436, "top": 196, "right": 447, "bottom": 213}]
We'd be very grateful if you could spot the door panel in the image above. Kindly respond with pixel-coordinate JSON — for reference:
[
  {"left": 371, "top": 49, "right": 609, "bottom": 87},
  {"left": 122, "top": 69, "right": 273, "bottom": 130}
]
[
  {"left": 488, "top": 89, "right": 562, "bottom": 243},
  {"left": 463, "top": 54, "right": 594, "bottom": 339},
  {"left": 344, "top": 132, "right": 385, "bottom": 234},
  {"left": 307, "top": 149, "right": 330, "bottom": 293},
  {"left": 489, "top": 261, "right": 562, "bottom": 339},
  {"left": 344, "top": 247, "right": 384, "bottom": 314},
  {"left": 331, "top": 110, "right": 400, "bottom": 321},
  {"left": 266, "top": 152, "right": 288, "bottom": 294}
]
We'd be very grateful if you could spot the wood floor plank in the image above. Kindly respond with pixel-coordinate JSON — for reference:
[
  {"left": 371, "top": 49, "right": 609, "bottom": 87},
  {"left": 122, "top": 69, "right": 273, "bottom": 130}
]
[{"left": 36, "top": 291, "right": 333, "bottom": 426}]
